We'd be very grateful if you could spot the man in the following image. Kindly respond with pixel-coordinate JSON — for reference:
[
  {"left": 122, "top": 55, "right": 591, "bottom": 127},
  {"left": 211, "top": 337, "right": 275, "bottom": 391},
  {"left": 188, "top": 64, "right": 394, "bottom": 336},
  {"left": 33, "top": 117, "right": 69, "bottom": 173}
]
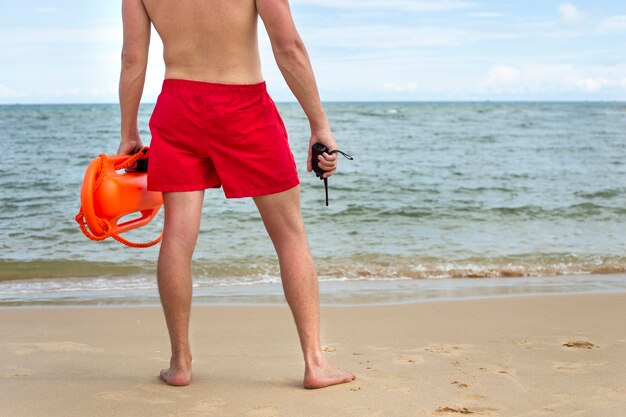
[{"left": 117, "top": 0, "right": 355, "bottom": 389}]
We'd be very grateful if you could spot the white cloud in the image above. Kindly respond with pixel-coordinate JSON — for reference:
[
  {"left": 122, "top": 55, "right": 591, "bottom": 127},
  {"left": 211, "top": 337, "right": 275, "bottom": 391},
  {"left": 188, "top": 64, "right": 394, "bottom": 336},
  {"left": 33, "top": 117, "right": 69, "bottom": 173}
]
[
  {"left": 0, "top": 84, "right": 16, "bottom": 98},
  {"left": 295, "top": 0, "right": 475, "bottom": 12},
  {"left": 87, "top": 83, "right": 118, "bottom": 98},
  {"left": 599, "top": 15, "right": 626, "bottom": 32},
  {"left": 575, "top": 77, "right": 608, "bottom": 92},
  {"left": 480, "top": 64, "right": 626, "bottom": 96},
  {"left": 558, "top": 3, "right": 584, "bottom": 24},
  {"left": 486, "top": 65, "right": 520, "bottom": 85}
]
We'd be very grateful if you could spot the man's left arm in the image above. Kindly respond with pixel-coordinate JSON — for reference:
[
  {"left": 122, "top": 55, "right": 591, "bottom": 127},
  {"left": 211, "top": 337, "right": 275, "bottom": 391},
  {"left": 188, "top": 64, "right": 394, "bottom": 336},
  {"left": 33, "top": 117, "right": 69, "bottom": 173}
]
[{"left": 118, "top": 0, "right": 151, "bottom": 155}]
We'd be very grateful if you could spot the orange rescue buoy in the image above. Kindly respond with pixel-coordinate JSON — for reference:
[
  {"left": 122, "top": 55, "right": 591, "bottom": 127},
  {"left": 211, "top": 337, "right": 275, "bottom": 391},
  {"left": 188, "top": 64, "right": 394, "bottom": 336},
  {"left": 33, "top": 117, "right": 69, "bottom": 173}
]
[{"left": 75, "top": 147, "right": 163, "bottom": 247}]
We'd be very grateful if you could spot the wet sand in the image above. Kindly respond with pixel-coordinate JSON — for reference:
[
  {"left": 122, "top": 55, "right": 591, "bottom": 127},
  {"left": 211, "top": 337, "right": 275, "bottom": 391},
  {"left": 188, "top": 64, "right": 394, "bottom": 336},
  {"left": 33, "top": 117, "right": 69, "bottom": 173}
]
[{"left": 1, "top": 292, "right": 625, "bottom": 416}]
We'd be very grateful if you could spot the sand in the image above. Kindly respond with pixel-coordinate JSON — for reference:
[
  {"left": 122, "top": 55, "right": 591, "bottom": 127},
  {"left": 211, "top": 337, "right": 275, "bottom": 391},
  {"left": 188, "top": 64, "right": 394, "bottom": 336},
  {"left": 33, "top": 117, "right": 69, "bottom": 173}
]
[{"left": 1, "top": 292, "right": 625, "bottom": 417}]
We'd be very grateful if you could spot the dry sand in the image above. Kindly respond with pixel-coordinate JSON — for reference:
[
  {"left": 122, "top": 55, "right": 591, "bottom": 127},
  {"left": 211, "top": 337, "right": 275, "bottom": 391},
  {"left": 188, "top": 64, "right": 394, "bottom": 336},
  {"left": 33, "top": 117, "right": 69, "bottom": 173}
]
[{"left": 1, "top": 292, "right": 625, "bottom": 417}]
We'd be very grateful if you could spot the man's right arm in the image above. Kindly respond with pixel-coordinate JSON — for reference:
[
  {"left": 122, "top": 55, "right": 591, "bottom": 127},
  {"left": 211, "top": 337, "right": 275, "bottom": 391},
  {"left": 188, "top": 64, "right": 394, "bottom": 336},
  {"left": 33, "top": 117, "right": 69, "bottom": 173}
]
[
  {"left": 118, "top": 0, "right": 151, "bottom": 155},
  {"left": 256, "top": 0, "right": 338, "bottom": 177}
]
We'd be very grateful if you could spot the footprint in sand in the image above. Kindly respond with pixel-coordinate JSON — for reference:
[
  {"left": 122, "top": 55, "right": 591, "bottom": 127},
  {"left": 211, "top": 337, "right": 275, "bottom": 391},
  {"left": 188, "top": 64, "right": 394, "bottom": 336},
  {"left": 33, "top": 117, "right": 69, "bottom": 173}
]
[
  {"left": 357, "top": 359, "right": 380, "bottom": 371},
  {"left": 137, "top": 383, "right": 190, "bottom": 399},
  {"left": 364, "top": 345, "right": 393, "bottom": 352},
  {"left": 246, "top": 405, "right": 279, "bottom": 417},
  {"left": 425, "top": 344, "right": 472, "bottom": 357},
  {"left": 562, "top": 341, "right": 599, "bottom": 350},
  {"left": 451, "top": 380, "right": 469, "bottom": 388},
  {"left": 533, "top": 407, "right": 557, "bottom": 415},
  {"left": 394, "top": 355, "right": 424, "bottom": 365},
  {"left": 94, "top": 390, "right": 172, "bottom": 405},
  {"left": 189, "top": 398, "right": 227, "bottom": 414},
  {"left": 166, "top": 399, "right": 226, "bottom": 417},
  {"left": 595, "top": 386, "right": 626, "bottom": 399},
  {"left": 513, "top": 339, "right": 537, "bottom": 349},
  {"left": 477, "top": 365, "right": 515, "bottom": 376},
  {"left": 4, "top": 369, "right": 36, "bottom": 378},
  {"left": 433, "top": 406, "right": 497, "bottom": 415},
  {"left": 350, "top": 407, "right": 383, "bottom": 417},
  {"left": 553, "top": 361, "right": 606, "bottom": 374},
  {"left": 383, "top": 381, "right": 412, "bottom": 394},
  {"left": 462, "top": 393, "right": 486, "bottom": 401},
  {"left": 8, "top": 342, "right": 101, "bottom": 355}
]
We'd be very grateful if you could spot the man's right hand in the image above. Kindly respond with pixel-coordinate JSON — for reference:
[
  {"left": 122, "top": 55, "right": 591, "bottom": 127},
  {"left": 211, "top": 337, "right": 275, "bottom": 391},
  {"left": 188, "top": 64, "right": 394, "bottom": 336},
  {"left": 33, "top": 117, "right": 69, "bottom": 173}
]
[{"left": 117, "top": 137, "right": 144, "bottom": 156}]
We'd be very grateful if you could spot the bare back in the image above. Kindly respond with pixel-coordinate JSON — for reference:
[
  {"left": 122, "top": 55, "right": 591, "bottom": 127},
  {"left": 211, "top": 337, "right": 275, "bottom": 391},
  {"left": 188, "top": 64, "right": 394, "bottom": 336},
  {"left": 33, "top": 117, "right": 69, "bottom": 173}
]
[{"left": 141, "top": 0, "right": 263, "bottom": 84}]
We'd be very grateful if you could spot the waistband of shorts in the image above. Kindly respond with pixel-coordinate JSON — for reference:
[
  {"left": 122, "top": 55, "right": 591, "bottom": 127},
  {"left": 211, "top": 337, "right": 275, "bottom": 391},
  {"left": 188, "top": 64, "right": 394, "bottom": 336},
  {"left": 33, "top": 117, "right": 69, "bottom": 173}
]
[{"left": 162, "top": 78, "right": 267, "bottom": 94}]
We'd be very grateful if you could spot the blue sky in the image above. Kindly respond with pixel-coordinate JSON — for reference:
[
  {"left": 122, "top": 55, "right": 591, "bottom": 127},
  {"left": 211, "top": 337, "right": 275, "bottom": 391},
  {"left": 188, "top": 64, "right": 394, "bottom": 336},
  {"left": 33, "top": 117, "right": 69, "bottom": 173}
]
[{"left": 0, "top": 1, "right": 625, "bottom": 103}]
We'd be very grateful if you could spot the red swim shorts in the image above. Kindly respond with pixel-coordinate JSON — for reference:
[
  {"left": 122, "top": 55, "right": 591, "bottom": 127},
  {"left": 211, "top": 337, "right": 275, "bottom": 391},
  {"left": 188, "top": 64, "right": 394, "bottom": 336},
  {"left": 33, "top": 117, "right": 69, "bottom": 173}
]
[{"left": 147, "top": 79, "right": 300, "bottom": 198}]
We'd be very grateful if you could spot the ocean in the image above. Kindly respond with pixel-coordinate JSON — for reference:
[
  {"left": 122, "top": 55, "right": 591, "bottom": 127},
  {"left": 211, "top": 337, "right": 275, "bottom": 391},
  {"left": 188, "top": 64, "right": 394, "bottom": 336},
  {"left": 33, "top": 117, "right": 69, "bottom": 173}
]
[{"left": 1, "top": 102, "right": 625, "bottom": 306}]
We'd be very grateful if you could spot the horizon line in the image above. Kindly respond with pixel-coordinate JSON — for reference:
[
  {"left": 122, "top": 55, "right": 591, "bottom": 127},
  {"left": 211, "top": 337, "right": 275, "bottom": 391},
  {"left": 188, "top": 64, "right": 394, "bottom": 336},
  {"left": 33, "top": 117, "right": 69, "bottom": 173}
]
[{"left": 1, "top": 99, "right": 625, "bottom": 106}]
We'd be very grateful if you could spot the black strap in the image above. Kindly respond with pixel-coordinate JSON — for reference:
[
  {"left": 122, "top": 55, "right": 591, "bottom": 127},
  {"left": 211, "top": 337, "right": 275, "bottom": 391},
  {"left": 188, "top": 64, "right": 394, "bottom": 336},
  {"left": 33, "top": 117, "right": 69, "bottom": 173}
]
[
  {"left": 328, "top": 149, "right": 354, "bottom": 160},
  {"left": 322, "top": 149, "right": 352, "bottom": 206},
  {"left": 324, "top": 178, "right": 329, "bottom": 206}
]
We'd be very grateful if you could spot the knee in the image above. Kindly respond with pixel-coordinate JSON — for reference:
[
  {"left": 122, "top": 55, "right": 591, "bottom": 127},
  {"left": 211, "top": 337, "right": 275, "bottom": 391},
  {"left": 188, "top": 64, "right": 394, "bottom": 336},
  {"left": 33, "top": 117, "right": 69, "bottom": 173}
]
[
  {"left": 275, "top": 229, "right": 312, "bottom": 263},
  {"left": 161, "top": 228, "right": 199, "bottom": 258},
  {"left": 273, "top": 212, "right": 307, "bottom": 241}
]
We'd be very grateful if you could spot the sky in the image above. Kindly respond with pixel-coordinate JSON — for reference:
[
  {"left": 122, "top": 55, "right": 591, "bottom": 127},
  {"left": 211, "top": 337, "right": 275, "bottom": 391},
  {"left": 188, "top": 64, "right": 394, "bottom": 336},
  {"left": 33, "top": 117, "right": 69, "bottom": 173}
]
[{"left": 0, "top": 0, "right": 625, "bottom": 103}]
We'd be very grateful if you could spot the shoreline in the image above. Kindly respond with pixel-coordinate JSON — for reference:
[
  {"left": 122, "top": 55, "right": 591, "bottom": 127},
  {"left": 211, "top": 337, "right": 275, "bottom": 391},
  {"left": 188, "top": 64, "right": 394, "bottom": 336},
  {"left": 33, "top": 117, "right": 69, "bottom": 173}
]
[
  {"left": 2, "top": 292, "right": 626, "bottom": 416},
  {"left": 2, "top": 287, "right": 626, "bottom": 311},
  {"left": 1, "top": 273, "right": 625, "bottom": 308}
]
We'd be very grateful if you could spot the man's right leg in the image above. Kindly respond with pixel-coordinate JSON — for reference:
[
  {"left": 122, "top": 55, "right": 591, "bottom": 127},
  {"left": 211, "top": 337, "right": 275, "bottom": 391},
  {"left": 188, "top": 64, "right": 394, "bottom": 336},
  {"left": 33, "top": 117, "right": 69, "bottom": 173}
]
[{"left": 157, "top": 190, "right": 205, "bottom": 386}]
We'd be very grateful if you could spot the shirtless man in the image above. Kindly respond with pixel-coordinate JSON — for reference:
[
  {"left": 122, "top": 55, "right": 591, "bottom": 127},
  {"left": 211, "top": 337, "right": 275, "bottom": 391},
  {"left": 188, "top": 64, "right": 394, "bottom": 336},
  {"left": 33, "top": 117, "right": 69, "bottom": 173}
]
[{"left": 117, "top": 0, "right": 355, "bottom": 389}]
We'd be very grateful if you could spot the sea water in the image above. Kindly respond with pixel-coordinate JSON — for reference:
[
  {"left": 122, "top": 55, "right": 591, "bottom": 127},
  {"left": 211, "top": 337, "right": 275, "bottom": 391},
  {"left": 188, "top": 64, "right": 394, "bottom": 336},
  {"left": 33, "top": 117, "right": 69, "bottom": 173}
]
[{"left": 1, "top": 102, "right": 625, "bottom": 305}]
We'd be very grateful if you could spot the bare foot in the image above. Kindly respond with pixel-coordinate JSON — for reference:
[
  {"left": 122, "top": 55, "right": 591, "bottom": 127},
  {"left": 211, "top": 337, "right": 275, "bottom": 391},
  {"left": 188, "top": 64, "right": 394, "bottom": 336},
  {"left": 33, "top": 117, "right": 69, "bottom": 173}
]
[
  {"left": 304, "top": 358, "right": 355, "bottom": 389},
  {"left": 159, "top": 360, "right": 192, "bottom": 386}
]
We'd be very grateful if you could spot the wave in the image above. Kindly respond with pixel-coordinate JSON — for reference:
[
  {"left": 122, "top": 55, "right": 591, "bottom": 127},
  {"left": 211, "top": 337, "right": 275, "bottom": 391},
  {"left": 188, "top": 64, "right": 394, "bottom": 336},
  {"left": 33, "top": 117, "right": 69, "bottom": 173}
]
[
  {"left": 332, "top": 202, "right": 626, "bottom": 221},
  {"left": 2, "top": 253, "right": 625, "bottom": 283},
  {"left": 454, "top": 186, "right": 518, "bottom": 194},
  {"left": 488, "top": 203, "right": 626, "bottom": 219},
  {"left": 318, "top": 253, "right": 626, "bottom": 279},
  {"left": 575, "top": 188, "right": 626, "bottom": 200},
  {"left": 0, "top": 260, "right": 148, "bottom": 281}
]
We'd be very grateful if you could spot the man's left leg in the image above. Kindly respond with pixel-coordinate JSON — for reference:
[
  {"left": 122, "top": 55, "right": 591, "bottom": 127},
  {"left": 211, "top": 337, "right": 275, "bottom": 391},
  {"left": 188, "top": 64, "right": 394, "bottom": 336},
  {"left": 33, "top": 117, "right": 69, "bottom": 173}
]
[{"left": 253, "top": 186, "right": 355, "bottom": 388}]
